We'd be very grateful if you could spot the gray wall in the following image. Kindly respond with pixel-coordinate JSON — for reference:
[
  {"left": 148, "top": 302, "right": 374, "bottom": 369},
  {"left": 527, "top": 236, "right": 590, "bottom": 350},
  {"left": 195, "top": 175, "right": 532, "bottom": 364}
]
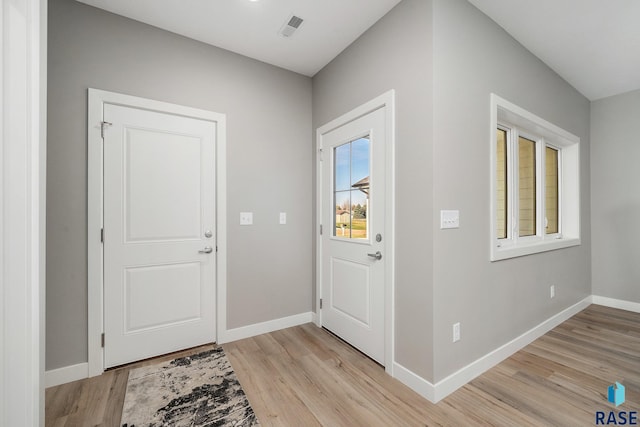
[
  {"left": 47, "top": 0, "right": 312, "bottom": 370},
  {"left": 313, "top": 0, "right": 435, "bottom": 381},
  {"left": 313, "top": 0, "right": 591, "bottom": 384},
  {"left": 47, "top": 0, "right": 597, "bottom": 385},
  {"left": 431, "top": 0, "right": 591, "bottom": 381},
  {"left": 591, "top": 89, "right": 640, "bottom": 303}
]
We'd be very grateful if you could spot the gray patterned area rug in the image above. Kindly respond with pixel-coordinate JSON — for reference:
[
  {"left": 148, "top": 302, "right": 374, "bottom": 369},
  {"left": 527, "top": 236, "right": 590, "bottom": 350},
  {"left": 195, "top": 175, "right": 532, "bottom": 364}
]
[{"left": 121, "top": 347, "right": 259, "bottom": 427}]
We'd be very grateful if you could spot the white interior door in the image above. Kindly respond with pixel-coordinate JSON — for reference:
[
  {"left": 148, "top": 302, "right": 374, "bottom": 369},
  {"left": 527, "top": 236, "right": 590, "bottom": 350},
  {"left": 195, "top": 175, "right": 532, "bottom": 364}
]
[
  {"left": 103, "top": 104, "right": 216, "bottom": 368},
  {"left": 321, "top": 107, "right": 386, "bottom": 364}
]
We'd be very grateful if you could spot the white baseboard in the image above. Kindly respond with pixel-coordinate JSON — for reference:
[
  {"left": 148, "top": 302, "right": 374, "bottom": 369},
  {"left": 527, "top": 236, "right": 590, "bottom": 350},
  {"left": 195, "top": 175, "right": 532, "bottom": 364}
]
[
  {"left": 45, "top": 362, "right": 89, "bottom": 388},
  {"left": 392, "top": 296, "right": 591, "bottom": 403},
  {"left": 592, "top": 295, "right": 640, "bottom": 313},
  {"left": 47, "top": 312, "right": 313, "bottom": 387},
  {"left": 392, "top": 362, "right": 435, "bottom": 402},
  {"left": 48, "top": 296, "right": 607, "bottom": 394},
  {"left": 218, "top": 311, "right": 313, "bottom": 344},
  {"left": 431, "top": 296, "right": 591, "bottom": 402}
]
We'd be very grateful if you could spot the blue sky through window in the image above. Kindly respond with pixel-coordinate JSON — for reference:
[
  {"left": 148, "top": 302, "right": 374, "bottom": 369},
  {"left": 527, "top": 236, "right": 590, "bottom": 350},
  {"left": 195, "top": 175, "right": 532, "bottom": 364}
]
[{"left": 334, "top": 137, "right": 370, "bottom": 197}]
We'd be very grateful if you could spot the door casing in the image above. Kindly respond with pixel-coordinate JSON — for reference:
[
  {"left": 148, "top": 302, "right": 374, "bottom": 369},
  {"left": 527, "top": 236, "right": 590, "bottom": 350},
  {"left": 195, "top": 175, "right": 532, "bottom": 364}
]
[
  {"left": 87, "top": 89, "right": 227, "bottom": 377},
  {"left": 315, "top": 90, "right": 395, "bottom": 374}
]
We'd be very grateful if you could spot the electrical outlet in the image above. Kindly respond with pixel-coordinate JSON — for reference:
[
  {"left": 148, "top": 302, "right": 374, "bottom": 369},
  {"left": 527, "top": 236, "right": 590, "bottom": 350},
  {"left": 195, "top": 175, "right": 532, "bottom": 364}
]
[
  {"left": 240, "top": 212, "right": 253, "bottom": 225},
  {"left": 550, "top": 285, "right": 556, "bottom": 299},
  {"left": 453, "top": 322, "right": 461, "bottom": 342},
  {"left": 279, "top": 212, "right": 287, "bottom": 225},
  {"left": 440, "top": 210, "right": 460, "bottom": 229}
]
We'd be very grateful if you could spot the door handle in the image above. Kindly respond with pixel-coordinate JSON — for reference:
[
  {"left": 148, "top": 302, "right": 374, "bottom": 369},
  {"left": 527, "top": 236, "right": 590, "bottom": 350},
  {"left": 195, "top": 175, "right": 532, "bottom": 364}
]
[
  {"left": 367, "top": 251, "right": 382, "bottom": 260},
  {"left": 199, "top": 246, "right": 213, "bottom": 254}
]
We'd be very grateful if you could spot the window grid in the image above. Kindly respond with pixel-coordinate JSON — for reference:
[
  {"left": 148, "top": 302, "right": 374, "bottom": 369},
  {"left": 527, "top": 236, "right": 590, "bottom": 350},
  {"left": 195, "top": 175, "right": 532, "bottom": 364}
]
[{"left": 333, "top": 137, "right": 370, "bottom": 240}]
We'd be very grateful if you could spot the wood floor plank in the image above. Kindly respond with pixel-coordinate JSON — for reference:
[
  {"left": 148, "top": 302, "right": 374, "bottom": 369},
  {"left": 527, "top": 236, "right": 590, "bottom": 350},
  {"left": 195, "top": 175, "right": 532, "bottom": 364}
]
[
  {"left": 101, "top": 369, "right": 128, "bottom": 427},
  {"left": 46, "top": 305, "right": 640, "bottom": 426},
  {"left": 225, "top": 340, "right": 323, "bottom": 427},
  {"left": 453, "top": 383, "right": 542, "bottom": 427},
  {"left": 271, "top": 354, "right": 386, "bottom": 426}
]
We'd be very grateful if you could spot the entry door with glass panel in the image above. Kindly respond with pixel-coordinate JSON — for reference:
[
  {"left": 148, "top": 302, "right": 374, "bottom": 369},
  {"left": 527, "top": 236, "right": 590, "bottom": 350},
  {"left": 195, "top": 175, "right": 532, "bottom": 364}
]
[
  {"left": 321, "top": 107, "right": 386, "bottom": 364},
  {"left": 103, "top": 103, "right": 216, "bottom": 368}
]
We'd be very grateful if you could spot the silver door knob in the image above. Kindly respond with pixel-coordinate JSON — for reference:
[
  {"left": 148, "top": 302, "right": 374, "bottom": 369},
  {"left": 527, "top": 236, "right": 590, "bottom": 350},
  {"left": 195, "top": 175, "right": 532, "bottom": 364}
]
[
  {"left": 367, "top": 251, "right": 382, "bottom": 260},
  {"left": 199, "top": 246, "right": 213, "bottom": 254}
]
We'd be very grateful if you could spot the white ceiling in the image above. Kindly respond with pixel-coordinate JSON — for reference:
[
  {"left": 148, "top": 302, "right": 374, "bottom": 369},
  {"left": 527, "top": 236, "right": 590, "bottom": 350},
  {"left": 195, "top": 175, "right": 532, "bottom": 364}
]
[
  {"left": 76, "top": 0, "right": 640, "bottom": 100},
  {"left": 75, "top": 0, "right": 402, "bottom": 77},
  {"left": 468, "top": 0, "right": 640, "bottom": 100}
]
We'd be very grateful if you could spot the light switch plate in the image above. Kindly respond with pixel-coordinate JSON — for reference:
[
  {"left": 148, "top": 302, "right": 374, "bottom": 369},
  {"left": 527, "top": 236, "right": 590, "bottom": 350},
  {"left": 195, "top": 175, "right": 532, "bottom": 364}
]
[
  {"left": 440, "top": 210, "right": 460, "bottom": 229},
  {"left": 453, "top": 322, "right": 461, "bottom": 342},
  {"left": 279, "top": 212, "right": 287, "bottom": 225},
  {"left": 240, "top": 212, "right": 253, "bottom": 225}
]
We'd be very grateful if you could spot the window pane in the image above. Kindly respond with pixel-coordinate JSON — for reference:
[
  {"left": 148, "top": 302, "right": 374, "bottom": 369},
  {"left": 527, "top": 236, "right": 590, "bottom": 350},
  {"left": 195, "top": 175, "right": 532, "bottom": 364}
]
[
  {"left": 545, "top": 147, "right": 559, "bottom": 234},
  {"left": 351, "top": 137, "right": 370, "bottom": 185},
  {"left": 334, "top": 143, "right": 351, "bottom": 191},
  {"left": 333, "top": 137, "right": 370, "bottom": 239},
  {"left": 335, "top": 191, "right": 351, "bottom": 238},
  {"left": 351, "top": 137, "right": 369, "bottom": 240},
  {"left": 350, "top": 190, "right": 368, "bottom": 239},
  {"left": 496, "top": 129, "right": 507, "bottom": 239},
  {"left": 518, "top": 137, "right": 536, "bottom": 237}
]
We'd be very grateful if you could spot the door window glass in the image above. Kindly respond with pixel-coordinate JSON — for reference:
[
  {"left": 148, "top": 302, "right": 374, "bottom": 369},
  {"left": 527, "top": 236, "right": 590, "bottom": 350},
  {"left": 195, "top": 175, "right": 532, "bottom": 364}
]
[{"left": 334, "top": 137, "right": 370, "bottom": 239}]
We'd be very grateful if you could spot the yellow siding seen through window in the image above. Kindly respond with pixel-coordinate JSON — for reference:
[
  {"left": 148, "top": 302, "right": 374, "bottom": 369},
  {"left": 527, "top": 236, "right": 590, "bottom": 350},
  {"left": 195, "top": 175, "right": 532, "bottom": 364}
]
[
  {"left": 496, "top": 129, "right": 507, "bottom": 239},
  {"left": 545, "top": 147, "right": 559, "bottom": 234},
  {"left": 518, "top": 136, "right": 536, "bottom": 236}
]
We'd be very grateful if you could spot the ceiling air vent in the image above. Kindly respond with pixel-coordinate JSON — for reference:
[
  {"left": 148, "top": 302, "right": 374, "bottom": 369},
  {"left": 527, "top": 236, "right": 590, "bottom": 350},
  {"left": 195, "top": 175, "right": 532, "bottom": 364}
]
[{"left": 279, "top": 15, "right": 304, "bottom": 38}]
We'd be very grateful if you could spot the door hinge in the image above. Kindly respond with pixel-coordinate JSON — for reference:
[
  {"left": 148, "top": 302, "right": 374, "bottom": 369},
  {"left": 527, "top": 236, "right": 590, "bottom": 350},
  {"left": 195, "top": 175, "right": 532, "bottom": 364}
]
[
  {"left": 101, "top": 333, "right": 105, "bottom": 348},
  {"left": 318, "top": 148, "right": 323, "bottom": 161},
  {"left": 320, "top": 224, "right": 323, "bottom": 235},
  {"left": 100, "top": 121, "right": 113, "bottom": 139},
  {"left": 100, "top": 228, "right": 104, "bottom": 243},
  {"left": 319, "top": 299, "right": 323, "bottom": 309}
]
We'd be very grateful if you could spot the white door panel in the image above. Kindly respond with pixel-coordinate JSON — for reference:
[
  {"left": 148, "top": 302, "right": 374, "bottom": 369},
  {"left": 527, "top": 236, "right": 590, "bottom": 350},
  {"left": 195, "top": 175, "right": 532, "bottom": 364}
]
[
  {"left": 124, "top": 128, "right": 202, "bottom": 242},
  {"left": 321, "top": 107, "right": 386, "bottom": 364},
  {"left": 124, "top": 262, "right": 202, "bottom": 332},
  {"left": 331, "top": 258, "right": 370, "bottom": 325},
  {"left": 103, "top": 104, "right": 216, "bottom": 368}
]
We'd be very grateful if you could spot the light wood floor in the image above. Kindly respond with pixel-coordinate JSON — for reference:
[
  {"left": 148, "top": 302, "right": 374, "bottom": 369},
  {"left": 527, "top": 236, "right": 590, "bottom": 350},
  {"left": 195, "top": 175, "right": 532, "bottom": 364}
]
[{"left": 46, "top": 305, "right": 640, "bottom": 426}]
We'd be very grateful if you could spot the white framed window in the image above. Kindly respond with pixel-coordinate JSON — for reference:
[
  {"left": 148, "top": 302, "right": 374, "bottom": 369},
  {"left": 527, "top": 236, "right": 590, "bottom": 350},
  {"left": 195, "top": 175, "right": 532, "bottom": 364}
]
[{"left": 490, "top": 94, "right": 580, "bottom": 261}]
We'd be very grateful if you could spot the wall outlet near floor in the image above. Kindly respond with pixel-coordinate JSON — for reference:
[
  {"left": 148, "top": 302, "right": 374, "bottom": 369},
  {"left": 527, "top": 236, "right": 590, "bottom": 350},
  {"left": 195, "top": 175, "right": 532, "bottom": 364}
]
[
  {"left": 550, "top": 285, "right": 556, "bottom": 299},
  {"left": 453, "top": 322, "right": 461, "bottom": 342}
]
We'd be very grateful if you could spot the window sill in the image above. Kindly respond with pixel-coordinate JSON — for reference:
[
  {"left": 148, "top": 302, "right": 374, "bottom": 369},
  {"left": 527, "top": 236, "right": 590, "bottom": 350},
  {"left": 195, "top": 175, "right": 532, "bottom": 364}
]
[{"left": 490, "top": 237, "right": 581, "bottom": 261}]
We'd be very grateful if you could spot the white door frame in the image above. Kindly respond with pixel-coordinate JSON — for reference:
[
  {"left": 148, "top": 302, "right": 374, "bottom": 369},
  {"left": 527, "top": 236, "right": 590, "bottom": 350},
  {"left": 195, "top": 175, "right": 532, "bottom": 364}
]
[
  {"left": 87, "top": 89, "right": 227, "bottom": 377},
  {"left": 1, "top": 0, "right": 46, "bottom": 424},
  {"left": 315, "top": 90, "right": 395, "bottom": 374}
]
